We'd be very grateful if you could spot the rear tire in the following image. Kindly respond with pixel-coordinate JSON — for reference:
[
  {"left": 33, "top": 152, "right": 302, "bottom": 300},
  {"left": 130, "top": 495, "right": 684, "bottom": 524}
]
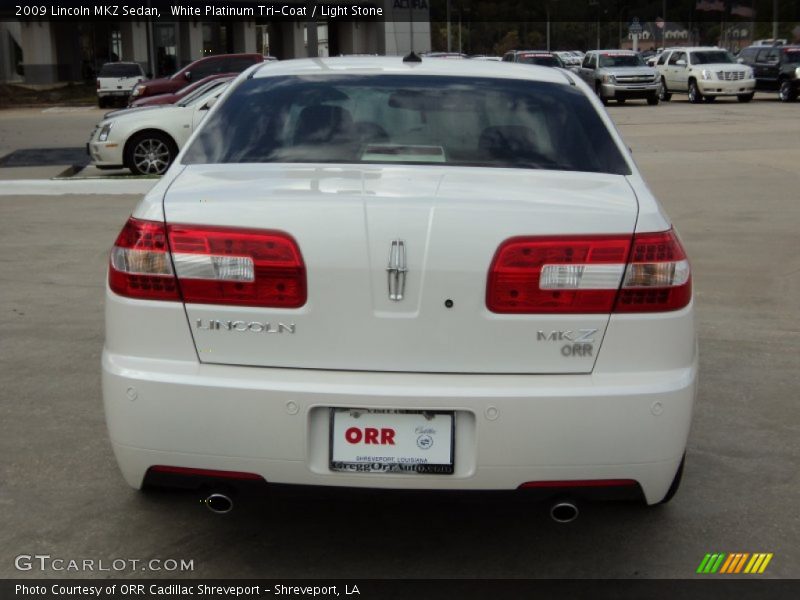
[
  {"left": 779, "top": 80, "right": 797, "bottom": 102},
  {"left": 647, "top": 93, "right": 659, "bottom": 106},
  {"left": 737, "top": 92, "right": 754, "bottom": 103},
  {"left": 657, "top": 455, "right": 685, "bottom": 505},
  {"left": 97, "top": 97, "right": 107, "bottom": 108},
  {"left": 688, "top": 80, "right": 703, "bottom": 104},
  {"left": 658, "top": 78, "right": 672, "bottom": 101}
]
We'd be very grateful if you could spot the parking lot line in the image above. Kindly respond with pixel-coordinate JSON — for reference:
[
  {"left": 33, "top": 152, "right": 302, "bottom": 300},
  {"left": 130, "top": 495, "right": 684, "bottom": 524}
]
[{"left": 0, "top": 178, "right": 156, "bottom": 196}]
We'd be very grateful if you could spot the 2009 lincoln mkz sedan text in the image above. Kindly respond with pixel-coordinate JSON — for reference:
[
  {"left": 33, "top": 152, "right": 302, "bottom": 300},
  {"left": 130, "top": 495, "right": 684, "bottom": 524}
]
[{"left": 102, "top": 56, "right": 697, "bottom": 515}]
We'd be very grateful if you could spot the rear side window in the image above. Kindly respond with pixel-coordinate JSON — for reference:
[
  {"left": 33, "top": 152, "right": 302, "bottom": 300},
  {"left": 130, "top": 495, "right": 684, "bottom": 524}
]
[
  {"left": 518, "top": 54, "right": 560, "bottom": 67},
  {"left": 668, "top": 52, "right": 686, "bottom": 65},
  {"left": 99, "top": 63, "right": 142, "bottom": 77},
  {"left": 691, "top": 51, "right": 734, "bottom": 64},
  {"left": 738, "top": 47, "right": 758, "bottom": 63},
  {"left": 189, "top": 58, "right": 224, "bottom": 79},
  {"left": 225, "top": 56, "right": 259, "bottom": 72},
  {"left": 184, "top": 75, "right": 630, "bottom": 175}
]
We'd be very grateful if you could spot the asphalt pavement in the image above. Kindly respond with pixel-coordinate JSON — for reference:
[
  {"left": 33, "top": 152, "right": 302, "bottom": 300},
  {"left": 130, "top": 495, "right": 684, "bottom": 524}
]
[{"left": 0, "top": 96, "right": 797, "bottom": 579}]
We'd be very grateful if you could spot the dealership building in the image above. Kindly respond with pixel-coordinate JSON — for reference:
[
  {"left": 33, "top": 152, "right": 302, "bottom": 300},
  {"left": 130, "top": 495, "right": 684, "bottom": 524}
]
[{"left": 0, "top": 1, "right": 431, "bottom": 85}]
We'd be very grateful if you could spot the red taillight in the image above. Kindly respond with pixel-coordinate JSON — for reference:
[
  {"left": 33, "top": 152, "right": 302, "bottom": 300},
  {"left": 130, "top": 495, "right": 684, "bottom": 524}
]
[
  {"left": 615, "top": 230, "right": 691, "bottom": 313},
  {"left": 487, "top": 235, "right": 631, "bottom": 313},
  {"left": 487, "top": 229, "right": 690, "bottom": 314},
  {"left": 518, "top": 479, "right": 638, "bottom": 489},
  {"left": 109, "top": 218, "right": 180, "bottom": 301},
  {"left": 109, "top": 217, "right": 306, "bottom": 308}
]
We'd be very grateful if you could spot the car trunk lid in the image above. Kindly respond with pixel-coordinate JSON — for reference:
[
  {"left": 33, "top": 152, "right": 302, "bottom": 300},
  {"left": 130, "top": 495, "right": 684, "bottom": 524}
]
[{"left": 163, "top": 164, "right": 639, "bottom": 374}]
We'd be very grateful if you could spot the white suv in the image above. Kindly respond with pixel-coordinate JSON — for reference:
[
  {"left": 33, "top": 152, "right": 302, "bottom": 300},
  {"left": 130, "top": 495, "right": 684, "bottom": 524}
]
[
  {"left": 656, "top": 47, "right": 755, "bottom": 103},
  {"left": 96, "top": 62, "right": 145, "bottom": 108}
]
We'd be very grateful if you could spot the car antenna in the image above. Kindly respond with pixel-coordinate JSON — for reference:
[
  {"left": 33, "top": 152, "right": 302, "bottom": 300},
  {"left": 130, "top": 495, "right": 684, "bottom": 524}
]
[{"left": 403, "top": 0, "right": 422, "bottom": 63}]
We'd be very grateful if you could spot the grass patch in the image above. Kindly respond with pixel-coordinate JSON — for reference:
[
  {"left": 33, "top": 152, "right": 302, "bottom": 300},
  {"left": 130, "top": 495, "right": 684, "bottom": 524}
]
[{"left": 0, "top": 83, "right": 97, "bottom": 108}]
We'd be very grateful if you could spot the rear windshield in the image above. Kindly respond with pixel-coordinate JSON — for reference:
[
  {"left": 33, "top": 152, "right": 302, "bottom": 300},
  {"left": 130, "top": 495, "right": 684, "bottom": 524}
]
[
  {"left": 99, "top": 63, "right": 142, "bottom": 77},
  {"left": 598, "top": 54, "right": 643, "bottom": 68},
  {"left": 177, "top": 80, "right": 230, "bottom": 106},
  {"left": 691, "top": 51, "right": 734, "bottom": 64},
  {"left": 519, "top": 55, "right": 561, "bottom": 67},
  {"left": 184, "top": 75, "right": 630, "bottom": 175},
  {"left": 784, "top": 49, "right": 800, "bottom": 62}
]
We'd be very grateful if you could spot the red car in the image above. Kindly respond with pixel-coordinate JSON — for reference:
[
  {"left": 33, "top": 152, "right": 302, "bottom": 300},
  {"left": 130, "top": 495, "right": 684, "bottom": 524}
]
[
  {"left": 129, "top": 53, "right": 264, "bottom": 101},
  {"left": 129, "top": 73, "right": 237, "bottom": 107}
]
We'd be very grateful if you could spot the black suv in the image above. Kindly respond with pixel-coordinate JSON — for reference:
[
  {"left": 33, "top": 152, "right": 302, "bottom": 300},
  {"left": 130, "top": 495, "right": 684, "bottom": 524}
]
[{"left": 738, "top": 44, "right": 800, "bottom": 101}]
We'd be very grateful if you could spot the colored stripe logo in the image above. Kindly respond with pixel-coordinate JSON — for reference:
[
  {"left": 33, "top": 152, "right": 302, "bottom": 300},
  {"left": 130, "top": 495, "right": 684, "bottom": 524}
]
[{"left": 697, "top": 553, "right": 773, "bottom": 574}]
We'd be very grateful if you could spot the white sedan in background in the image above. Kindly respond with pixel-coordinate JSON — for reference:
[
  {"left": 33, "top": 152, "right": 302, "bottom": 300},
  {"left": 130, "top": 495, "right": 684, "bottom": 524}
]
[
  {"left": 88, "top": 78, "right": 232, "bottom": 175},
  {"left": 103, "top": 57, "right": 696, "bottom": 519}
]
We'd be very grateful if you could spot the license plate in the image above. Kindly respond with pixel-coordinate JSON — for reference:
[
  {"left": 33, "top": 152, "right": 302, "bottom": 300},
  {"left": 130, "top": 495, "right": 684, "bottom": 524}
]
[{"left": 329, "top": 408, "right": 454, "bottom": 475}]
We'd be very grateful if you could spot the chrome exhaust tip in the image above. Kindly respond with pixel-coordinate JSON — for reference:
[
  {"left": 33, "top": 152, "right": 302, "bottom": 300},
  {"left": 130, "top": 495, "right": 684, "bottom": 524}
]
[
  {"left": 205, "top": 492, "right": 234, "bottom": 515},
  {"left": 550, "top": 501, "right": 579, "bottom": 523}
]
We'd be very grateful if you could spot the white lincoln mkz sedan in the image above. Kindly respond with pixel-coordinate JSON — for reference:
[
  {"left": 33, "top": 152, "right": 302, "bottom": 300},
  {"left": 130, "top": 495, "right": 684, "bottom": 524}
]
[{"left": 103, "top": 57, "right": 697, "bottom": 518}]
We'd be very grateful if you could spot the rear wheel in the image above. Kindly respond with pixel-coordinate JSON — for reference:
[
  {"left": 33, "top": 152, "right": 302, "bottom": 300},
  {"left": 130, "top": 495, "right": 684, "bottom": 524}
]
[
  {"left": 688, "top": 80, "right": 703, "bottom": 104},
  {"left": 125, "top": 131, "right": 177, "bottom": 176},
  {"left": 737, "top": 92, "right": 754, "bottom": 103},
  {"left": 646, "top": 93, "right": 659, "bottom": 106},
  {"left": 779, "top": 80, "right": 797, "bottom": 102},
  {"left": 658, "top": 78, "right": 672, "bottom": 101},
  {"left": 97, "top": 97, "right": 107, "bottom": 108}
]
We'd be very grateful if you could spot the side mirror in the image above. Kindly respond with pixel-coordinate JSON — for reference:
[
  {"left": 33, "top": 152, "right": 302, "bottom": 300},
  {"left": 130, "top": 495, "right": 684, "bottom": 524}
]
[
  {"left": 200, "top": 96, "right": 218, "bottom": 111},
  {"left": 184, "top": 71, "right": 192, "bottom": 81},
  {"left": 676, "top": 59, "right": 687, "bottom": 67}
]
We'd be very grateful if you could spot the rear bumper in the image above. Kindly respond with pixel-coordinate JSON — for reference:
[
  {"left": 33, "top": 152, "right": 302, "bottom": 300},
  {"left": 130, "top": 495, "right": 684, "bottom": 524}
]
[
  {"left": 103, "top": 347, "right": 697, "bottom": 504},
  {"left": 98, "top": 91, "right": 132, "bottom": 98}
]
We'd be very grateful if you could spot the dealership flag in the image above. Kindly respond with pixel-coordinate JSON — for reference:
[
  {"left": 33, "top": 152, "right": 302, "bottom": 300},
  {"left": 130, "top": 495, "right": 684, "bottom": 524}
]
[
  {"left": 696, "top": 0, "right": 726, "bottom": 11},
  {"left": 731, "top": 3, "right": 755, "bottom": 18}
]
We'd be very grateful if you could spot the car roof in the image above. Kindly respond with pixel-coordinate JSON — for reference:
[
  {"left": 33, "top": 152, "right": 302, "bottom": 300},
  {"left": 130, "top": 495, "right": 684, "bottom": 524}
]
[
  {"left": 101, "top": 61, "right": 140, "bottom": 66},
  {"left": 666, "top": 47, "right": 725, "bottom": 52},
  {"left": 248, "top": 56, "right": 571, "bottom": 84},
  {"left": 743, "top": 44, "right": 800, "bottom": 50},
  {"left": 588, "top": 49, "right": 637, "bottom": 54}
]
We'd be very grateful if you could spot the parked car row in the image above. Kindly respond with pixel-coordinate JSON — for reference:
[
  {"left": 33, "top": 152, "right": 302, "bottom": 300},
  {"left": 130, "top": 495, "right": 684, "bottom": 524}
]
[
  {"left": 89, "top": 45, "right": 798, "bottom": 177},
  {"left": 88, "top": 77, "right": 233, "bottom": 175},
  {"left": 96, "top": 53, "right": 275, "bottom": 107}
]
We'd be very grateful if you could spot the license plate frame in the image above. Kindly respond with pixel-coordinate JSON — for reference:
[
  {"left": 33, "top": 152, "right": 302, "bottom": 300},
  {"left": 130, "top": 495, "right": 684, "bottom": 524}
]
[{"left": 329, "top": 408, "right": 455, "bottom": 475}]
